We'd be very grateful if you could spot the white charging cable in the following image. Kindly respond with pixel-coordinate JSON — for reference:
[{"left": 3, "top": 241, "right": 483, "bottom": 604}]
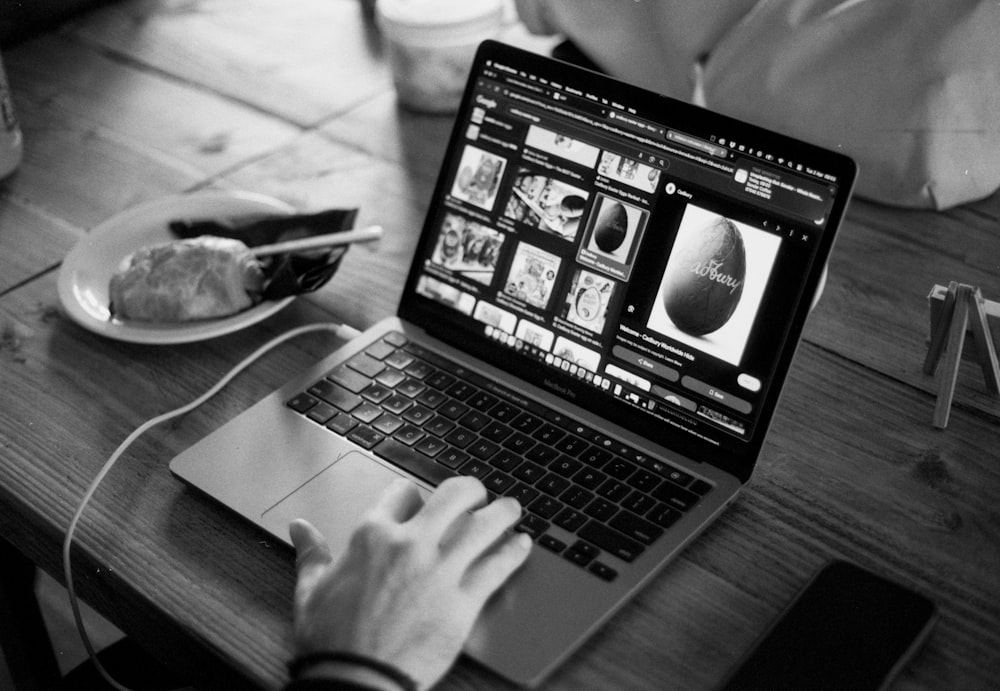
[{"left": 61, "top": 321, "right": 361, "bottom": 691}]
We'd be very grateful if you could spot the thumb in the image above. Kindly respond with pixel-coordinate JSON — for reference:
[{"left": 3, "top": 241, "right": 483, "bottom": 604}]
[{"left": 289, "top": 518, "right": 332, "bottom": 576}]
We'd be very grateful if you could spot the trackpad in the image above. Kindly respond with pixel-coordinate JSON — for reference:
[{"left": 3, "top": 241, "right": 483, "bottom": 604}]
[{"left": 261, "top": 452, "right": 425, "bottom": 557}]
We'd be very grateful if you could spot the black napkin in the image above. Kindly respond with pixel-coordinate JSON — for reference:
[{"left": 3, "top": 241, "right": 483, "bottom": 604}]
[{"left": 169, "top": 208, "right": 359, "bottom": 301}]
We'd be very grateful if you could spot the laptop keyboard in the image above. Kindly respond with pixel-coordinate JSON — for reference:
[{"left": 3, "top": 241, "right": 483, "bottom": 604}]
[{"left": 286, "top": 331, "right": 713, "bottom": 582}]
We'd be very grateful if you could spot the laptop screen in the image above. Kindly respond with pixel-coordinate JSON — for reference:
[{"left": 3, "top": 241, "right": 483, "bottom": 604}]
[{"left": 399, "top": 41, "right": 856, "bottom": 481}]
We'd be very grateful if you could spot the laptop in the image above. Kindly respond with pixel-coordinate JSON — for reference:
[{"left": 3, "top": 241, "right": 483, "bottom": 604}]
[{"left": 171, "top": 40, "right": 856, "bottom": 687}]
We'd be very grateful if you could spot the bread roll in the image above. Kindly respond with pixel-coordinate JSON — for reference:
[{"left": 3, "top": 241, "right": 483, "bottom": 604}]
[{"left": 109, "top": 236, "right": 264, "bottom": 322}]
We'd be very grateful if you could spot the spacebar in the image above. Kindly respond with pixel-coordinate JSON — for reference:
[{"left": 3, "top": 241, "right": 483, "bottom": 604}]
[{"left": 373, "top": 439, "right": 457, "bottom": 487}]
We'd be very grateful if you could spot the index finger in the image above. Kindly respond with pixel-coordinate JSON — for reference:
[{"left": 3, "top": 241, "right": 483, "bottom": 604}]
[{"left": 410, "top": 476, "right": 488, "bottom": 540}]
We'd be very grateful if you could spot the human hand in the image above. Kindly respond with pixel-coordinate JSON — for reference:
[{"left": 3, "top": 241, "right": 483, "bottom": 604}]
[{"left": 289, "top": 476, "right": 532, "bottom": 690}]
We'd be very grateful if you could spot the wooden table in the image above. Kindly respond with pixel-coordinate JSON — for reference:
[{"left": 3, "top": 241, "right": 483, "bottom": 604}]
[{"left": 1, "top": 2, "right": 998, "bottom": 689}]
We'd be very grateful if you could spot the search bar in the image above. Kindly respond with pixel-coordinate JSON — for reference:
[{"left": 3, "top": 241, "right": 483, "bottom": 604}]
[{"left": 666, "top": 130, "right": 729, "bottom": 158}]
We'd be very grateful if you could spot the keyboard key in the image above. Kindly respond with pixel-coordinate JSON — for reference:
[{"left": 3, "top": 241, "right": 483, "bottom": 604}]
[
  {"left": 308, "top": 380, "right": 362, "bottom": 412},
  {"left": 664, "top": 467, "right": 694, "bottom": 487},
  {"left": 424, "top": 416, "right": 456, "bottom": 437},
  {"left": 553, "top": 507, "right": 587, "bottom": 532},
  {"left": 402, "top": 404, "right": 435, "bottom": 425},
  {"left": 382, "top": 394, "right": 414, "bottom": 415},
  {"left": 559, "top": 486, "right": 594, "bottom": 509},
  {"left": 305, "top": 402, "right": 337, "bottom": 424},
  {"left": 400, "top": 341, "right": 429, "bottom": 358},
  {"left": 361, "top": 382, "right": 394, "bottom": 404},
  {"left": 525, "top": 444, "right": 559, "bottom": 465},
  {"left": 588, "top": 562, "right": 618, "bottom": 581},
  {"left": 514, "top": 514, "right": 549, "bottom": 539},
  {"left": 444, "top": 428, "right": 476, "bottom": 449},
  {"left": 578, "top": 446, "right": 612, "bottom": 468},
  {"left": 326, "top": 413, "right": 358, "bottom": 435},
  {"left": 375, "top": 368, "right": 407, "bottom": 388},
  {"left": 565, "top": 421, "right": 597, "bottom": 440},
  {"left": 529, "top": 496, "right": 564, "bottom": 519},
  {"left": 574, "top": 468, "right": 607, "bottom": 491},
  {"left": 502, "top": 432, "right": 535, "bottom": 454},
  {"left": 483, "top": 471, "right": 516, "bottom": 494},
  {"left": 597, "top": 479, "right": 630, "bottom": 502},
  {"left": 512, "top": 461, "right": 544, "bottom": 484},
  {"left": 458, "top": 410, "right": 490, "bottom": 431},
  {"left": 554, "top": 435, "right": 588, "bottom": 456},
  {"left": 425, "top": 371, "right": 456, "bottom": 390},
  {"left": 436, "top": 448, "right": 469, "bottom": 469},
  {"left": 416, "top": 388, "right": 447, "bottom": 409},
  {"left": 603, "top": 458, "right": 636, "bottom": 480},
  {"left": 467, "top": 390, "right": 499, "bottom": 411},
  {"left": 396, "top": 378, "right": 427, "bottom": 398},
  {"left": 609, "top": 511, "right": 664, "bottom": 545},
  {"left": 584, "top": 498, "right": 618, "bottom": 522},
  {"left": 489, "top": 402, "right": 520, "bottom": 422},
  {"left": 690, "top": 479, "right": 713, "bottom": 496},
  {"left": 489, "top": 449, "right": 522, "bottom": 473},
  {"left": 481, "top": 421, "right": 513, "bottom": 442},
  {"left": 578, "top": 521, "right": 644, "bottom": 562},
  {"left": 459, "top": 459, "right": 493, "bottom": 480},
  {"left": 347, "top": 353, "right": 385, "bottom": 378},
  {"left": 647, "top": 504, "right": 682, "bottom": 529},
  {"left": 347, "top": 425, "right": 384, "bottom": 450},
  {"left": 652, "top": 482, "right": 700, "bottom": 511},
  {"left": 468, "top": 439, "right": 500, "bottom": 461},
  {"left": 564, "top": 541, "right": 600, "bottom": 567},
  {"left": 415, "top": 436, "right": 447, "bottom": 458},
  {"left": 287, "top": 393, "right": 317, "bottom": 413},
  {"left": 374, "top": 439, "right": 457, "bottom": 486},
  {"left": 438, "top": 400, "right": 469, "bottom": 420},
  {"left": 549, "top": 456, "right": 584, "bottom": 477},
  {"left": 351, "top": 402, "right": 383, "bottom": 424},
  {"left": 538, "top": 534, "right": 567, "bottom": 554},
  {"left": 372, "top": 414, "right": 404, "bottom": 435},
  {"left": 511, "top": 412, "right": 543, "bottom": 433},
  {"left": 364, "top": 340, "right": 396, "bottom": 360},
  {"left": 404, "top": 360, "right": 434, "bottom": 379},
  {"left": 532, "top": 423, "right": 565, "bottom": 445},
  {"left": 446, "top": 381, "right": 476, "bottom": 400},
  {"left": 383, "top": 331, "right": 407, "bottom": 346},
  {"left": 393, "top": 425, "right": 426, "bottom": 446},
  {"left": 622, "top": 490, "right": 656, "bottom": 516},
  {"left": 385, "top": 350, "right": 414, "bottom": 369},
  {"left": 506, "top": 483, "right": 540, "bottom": 507},
  {"left": 537, "top": 473, "right": 571, "bottom": 497},
  {"left": 627, "top": 469, "right": 660, "bottom": 492}
]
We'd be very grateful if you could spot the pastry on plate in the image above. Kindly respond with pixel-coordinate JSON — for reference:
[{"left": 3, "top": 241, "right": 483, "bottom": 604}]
[{"left": 109, "top": 236, "right": 264, "bottom": 322}]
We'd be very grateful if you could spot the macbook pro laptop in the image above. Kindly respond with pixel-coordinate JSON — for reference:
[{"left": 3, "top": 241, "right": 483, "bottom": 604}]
[{"left": 171, "top": 40, "right": 856, "bottom": 687}]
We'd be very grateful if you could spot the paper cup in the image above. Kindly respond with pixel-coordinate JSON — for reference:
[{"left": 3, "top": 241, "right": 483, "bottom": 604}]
[{"left": 377, "top": 0, "right": 503, "bottom": 113}]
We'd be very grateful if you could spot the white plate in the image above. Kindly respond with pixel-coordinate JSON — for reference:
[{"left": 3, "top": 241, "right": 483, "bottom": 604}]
[{"left": 58, "top": 191, "right": 297, "bottom": 344}]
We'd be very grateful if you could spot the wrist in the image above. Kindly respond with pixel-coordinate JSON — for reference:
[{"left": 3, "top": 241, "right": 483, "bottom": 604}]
[{"left": 288, "top": 652, "right": 419, "bottom": 691}]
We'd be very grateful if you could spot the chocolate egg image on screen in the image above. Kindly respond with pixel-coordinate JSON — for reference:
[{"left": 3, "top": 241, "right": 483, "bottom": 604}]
[
  {"left": 593, "top": 200, "right": 628, "bottom": 253},
  {"left": 661, "top": 215, "right": 746, "bottom": 336}
]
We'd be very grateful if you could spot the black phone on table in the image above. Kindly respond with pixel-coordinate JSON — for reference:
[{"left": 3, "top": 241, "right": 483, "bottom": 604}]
[{"left": 716, "top": 560, "right": 938, "bottom": 691}]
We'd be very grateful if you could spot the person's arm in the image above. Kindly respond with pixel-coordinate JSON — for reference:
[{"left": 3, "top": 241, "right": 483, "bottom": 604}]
[{"left": 284, "top": 476, "right": 532, "bottom": 691}]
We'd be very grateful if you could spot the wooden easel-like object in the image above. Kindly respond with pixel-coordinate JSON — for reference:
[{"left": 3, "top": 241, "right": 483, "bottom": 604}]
[{"left": 923, "top": 282, "right": 1000, "bottom": 428}]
